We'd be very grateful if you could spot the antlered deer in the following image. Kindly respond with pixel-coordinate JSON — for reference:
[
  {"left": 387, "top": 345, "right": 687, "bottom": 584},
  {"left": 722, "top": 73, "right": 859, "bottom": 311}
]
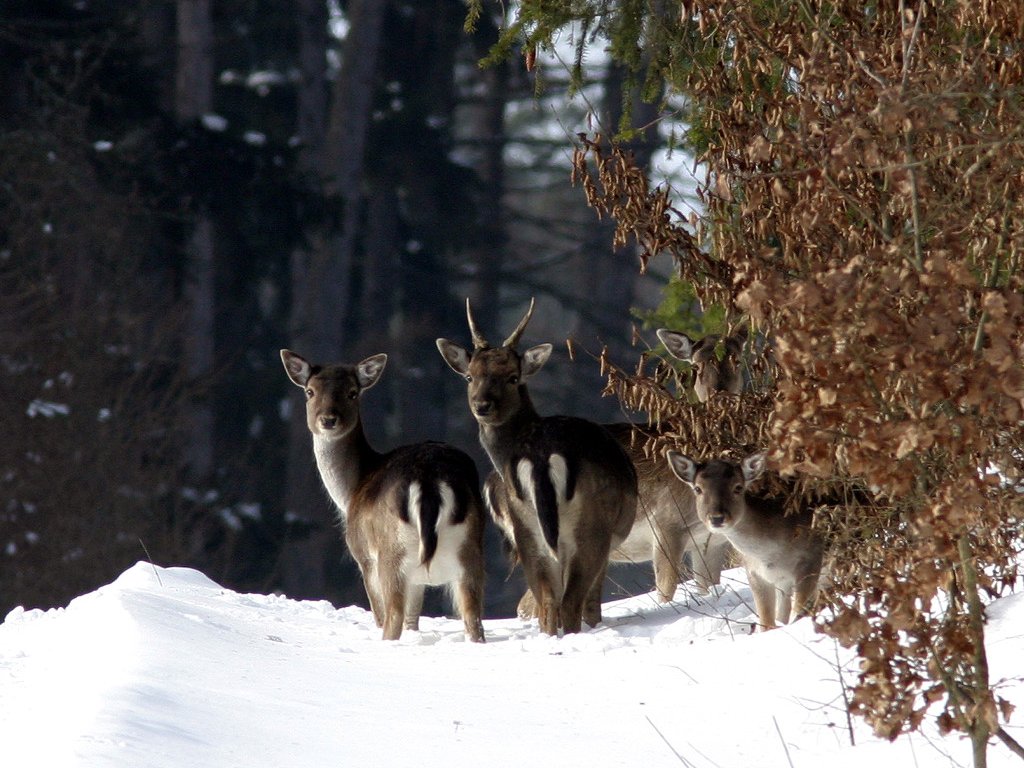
[
  {"left": 667, "top": 451, "right": 825, "bottom": 630},
  {"left": 493, "top": 326, "right": 748, "bottom": 614},
  {"left": 437, "top": 299, "right": 637, "bottom": 634},
  {"left": 281, "top": 350, "right": 486, "bottom": 642}
]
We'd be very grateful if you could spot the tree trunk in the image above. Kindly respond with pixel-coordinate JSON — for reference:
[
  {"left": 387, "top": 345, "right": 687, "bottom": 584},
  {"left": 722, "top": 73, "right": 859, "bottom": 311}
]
[
  {"left": 176, "top": 0, "right": 216, "bottom": 481},
  {"left": 471, "top": 56, "right": 511, "bottom": 336},
  {"left": 281, "top": 0, "right": 389, "bottom": 599},
  {"left": 294, "top": 0, "right": 327, "bottom": 176},
  {"left": 571, "top": 60, "right": 662, "bottom": 418}
]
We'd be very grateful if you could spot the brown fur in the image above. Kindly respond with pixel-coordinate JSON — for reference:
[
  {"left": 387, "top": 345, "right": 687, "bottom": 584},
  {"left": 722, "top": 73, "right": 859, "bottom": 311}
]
[
  {"left": 657, "top": 327, "right": 747, "bottom": 402},
  {"left": 437, "top": 300, "right": 637, "bottom": 635},
  {"left": 281, "top": 349, "right": 486, "bottom": 642},
  {"left": 485, "top": 326, "right": 749, "bottom": 614},
  {"left": 603, "top": 424, "right": 732, "bottom": 599},
  {"left": 667, "top": 451, "right": 825, "bottom": 631}
]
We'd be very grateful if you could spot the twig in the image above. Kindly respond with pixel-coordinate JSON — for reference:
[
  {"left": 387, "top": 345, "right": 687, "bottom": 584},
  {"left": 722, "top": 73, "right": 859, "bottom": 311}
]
[
  {"left": 903, "top": 129, "right": 925, "bottom": 272},
  {"left": 899, "top": 0, "right": 924, "bottom": 93},
  {"left": 773, "top": 716, "right": 796, "bottom": 768},
  {"left": 972, "top": 204, "right": 1010, "bottom": 356},
  {"left": 995, "top": 727, "right": 1024, "bottom": 761},
  {"left": 646, "top": 715, "right": 697, "bottom": 767},
  {"left": 138, "top": 538, "right": 163, "bottom": 587},
  {"left": 958, "top": 533, "right": 992, "bottom": 768},
  {"left": 834, "top": 638, "right": 857, "bottom": 746}
]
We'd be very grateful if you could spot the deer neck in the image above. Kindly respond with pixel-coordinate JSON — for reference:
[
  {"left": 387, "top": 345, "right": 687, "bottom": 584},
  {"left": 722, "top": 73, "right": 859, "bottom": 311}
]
[
  {"left": 478, "top": 393, "right": 539, "bottom": 478},
  {"left": 720, "top": 498, "right": 788, "bottom": 557},
  {"left": 312, "top": 421, "right": 379, "bottom": 519}
]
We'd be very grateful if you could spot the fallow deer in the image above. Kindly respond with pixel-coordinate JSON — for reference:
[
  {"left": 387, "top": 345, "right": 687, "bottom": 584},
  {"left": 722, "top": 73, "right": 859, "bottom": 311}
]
[
  {"left": 281, "top": 349, "right": 486, "bottom": 642},
  {"left": 657, "top": 327, "right": 747, "bottom": 401},
  {"left": 666, "top": 451, "right": 825, "bottom": 631},
  {"left": 601, "top": 424, "right": 732, "bottom": 599},
  {"left": 492, "top": 326, "right": 749, "bottom": 615},
  {"left": 598, "top": 327, "right": 749, "bottom": 600},
  {"left": 437, "top": 300, "right": 637, "bottom": 634}
]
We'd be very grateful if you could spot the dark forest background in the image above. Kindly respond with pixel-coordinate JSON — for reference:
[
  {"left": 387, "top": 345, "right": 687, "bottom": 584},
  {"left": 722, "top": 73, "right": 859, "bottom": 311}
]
[
  {"left": 0, "top": 0, "right": 685, "bottom": 617},
  {"left": 7, "top": 1, "right": 1022, "bottom": 757}
]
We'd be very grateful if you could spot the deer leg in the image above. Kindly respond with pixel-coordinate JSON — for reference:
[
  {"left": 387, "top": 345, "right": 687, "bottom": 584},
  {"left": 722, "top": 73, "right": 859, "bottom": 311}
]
[
  {"left": 514, "top": 525, "right": 560, "bottom": 634},
  {"left": 701, "top": 534, "right": 731, "bottom": 590},
  {"left": 652, "top": 527, "right": 684, "bottom": 603},
  {"left": 559, "top": 562, "right": 587, "bottom": 634},
  {"left": 582, "top": 558, "right": 609, "bottom": 628},
  {"left": 534, "top": 577, "right": 559, "bottom": 635},
  {"left": 519, "top": 553, "right": 559, "bottom": 634},
  {"left": 688, "top": 529, "right": 730, "bottom": 594},
  {"left": 404, "top": 583, "right": 425, "bottom": 631},
  {"left": 376, "top": 561, "right": 406, "bottom": 641},
  {"left": 453, "top": 574, "right": 486, "bottom": 643},
  {"left": 562, "top": 548, "right": 607, "bottom": 634},
  {"left": 748, "top": 570, "right": 777, "bottom": 631},
  {"left": 568, "top": 529, "right": 613, "bottom": 630},
  {"left": 516, "top": 589, "right": 539, "bottom": 620},
  {"left": 791, "top": 572, "right": 820, "bottom": 621},
  {"left": 355, "top": 556, "right": 385, "bottom": 628},
  {"left": 775, "top": 588, "right": 792, "bottom": 626}
]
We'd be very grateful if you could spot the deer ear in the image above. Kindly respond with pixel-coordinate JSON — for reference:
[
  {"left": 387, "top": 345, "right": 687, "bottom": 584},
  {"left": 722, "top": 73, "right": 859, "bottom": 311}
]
[
  {"left": 741, "top": 451, "right": 767, "bottom": 485},
  {"left": 666, "top": 451, "right": 698, "bottom": 485},
  {"left": 281, "top": 349, "right": 313, "bottom": 387},
  {"left": 356, "top": 354, "right": 387, "bottom": 390},
  {"left": 657, "top": 329, "right": 696, "bottom": 362},
  {"left": 436, "top": 339, "right": 471, "bottom": 376},
  {"left": 522, "top": 343, "right": 552, "bottom": 378}
]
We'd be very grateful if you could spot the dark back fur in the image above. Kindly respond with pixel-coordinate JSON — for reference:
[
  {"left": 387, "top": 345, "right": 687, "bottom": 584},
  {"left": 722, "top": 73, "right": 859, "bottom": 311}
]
[
  {"left": 507, "top": 417, "right": 636, "bottom": 552},
  {"left": 355, "top": 442, "right": 480, "bottom": 564}
]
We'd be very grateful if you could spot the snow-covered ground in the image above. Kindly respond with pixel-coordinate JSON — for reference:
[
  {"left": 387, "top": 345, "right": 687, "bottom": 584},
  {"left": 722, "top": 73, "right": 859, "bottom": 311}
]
[{"left": 2, "top": 562, "right": 1022, "bottom": 768}]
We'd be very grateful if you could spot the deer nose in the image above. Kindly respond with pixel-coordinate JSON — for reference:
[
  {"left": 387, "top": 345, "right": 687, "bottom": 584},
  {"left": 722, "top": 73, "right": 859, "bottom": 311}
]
[
  {"left": 709, "top": 514, "right": 726, "bottom": 528},
  {"left": 320, "top": 414, "right": 339, "bottom": 430},
  {"left": 473, "top": 401, "right": 494, "bottom": 417}
]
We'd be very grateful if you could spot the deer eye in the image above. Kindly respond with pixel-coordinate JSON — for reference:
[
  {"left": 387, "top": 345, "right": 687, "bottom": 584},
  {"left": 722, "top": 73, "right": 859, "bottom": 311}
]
[
  {"left": 464, "top": 375, "right": 473, "bottom": 383},
  {"left": 693, "top": 486, "right": 703, "bottom": 495},
  {"left": 348, "top": 390, "right": 358, "bottom": 400},
  {"left": 304, "top": 388, "right": 314, "bottom": 399},
  {"left": 508, "top": 374, "right": 519, "bottom": 385},
  {"left": 733, "top": 483, "right": 744, "bottom": 494}
]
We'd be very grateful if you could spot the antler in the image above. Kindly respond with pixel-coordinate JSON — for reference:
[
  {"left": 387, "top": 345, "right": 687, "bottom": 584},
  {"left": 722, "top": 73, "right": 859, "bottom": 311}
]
[
  {"left": 502, "top": 297, "right": 535, "bottom": 348},
  {"left": 465, "top": 298, "right": 490, "bottom": 350}
]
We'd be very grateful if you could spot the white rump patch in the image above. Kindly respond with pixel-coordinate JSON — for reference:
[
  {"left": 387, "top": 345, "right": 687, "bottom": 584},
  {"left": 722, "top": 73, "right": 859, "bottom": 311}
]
[
  {"left": 516, "top": 459, "right": 536, "bottom": 511},
  {"left": 407, "top": 480, "right": 424, "bottom": 542},
  {"left": 409, "top": 479, "right": 459, "bottom": 571},
  {"left": 437, "top": 481, "right": 455, "bottom": 528},
  {"left": 515, "top": 454, "right": 568, "bottom": 508},
  {"left": 548, "top": 454, "right": 568, "bottom": 502},
  {"left": 405, "top": 479, "right": 466, "bottom": 587}
]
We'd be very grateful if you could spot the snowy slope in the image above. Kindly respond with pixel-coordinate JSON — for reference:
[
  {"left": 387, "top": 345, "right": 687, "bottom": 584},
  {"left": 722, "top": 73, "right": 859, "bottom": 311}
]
[{"left": 2, "top": 562, "right": 1022, "bottom": 768}]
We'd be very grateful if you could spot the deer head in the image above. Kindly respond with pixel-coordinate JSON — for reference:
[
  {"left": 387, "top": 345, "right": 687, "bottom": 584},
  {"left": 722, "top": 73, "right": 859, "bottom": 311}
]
[
  {"left": 657, "top": 326, "right": 748, "bottom": 401},
  {"left": 436, "top": 298, "right": 553, "bottom": 428},
  {"left": 666, "top": 451, "right": 766, "bottom": 530},
  {"left": 280, "top": 350, "right": 387, "bottom": 440}
]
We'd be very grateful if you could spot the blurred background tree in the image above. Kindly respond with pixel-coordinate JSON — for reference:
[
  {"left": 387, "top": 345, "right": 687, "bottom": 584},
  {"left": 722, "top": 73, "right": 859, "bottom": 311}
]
[{"left": 0, "top": 0, "right": 685, "bottom": 618}]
